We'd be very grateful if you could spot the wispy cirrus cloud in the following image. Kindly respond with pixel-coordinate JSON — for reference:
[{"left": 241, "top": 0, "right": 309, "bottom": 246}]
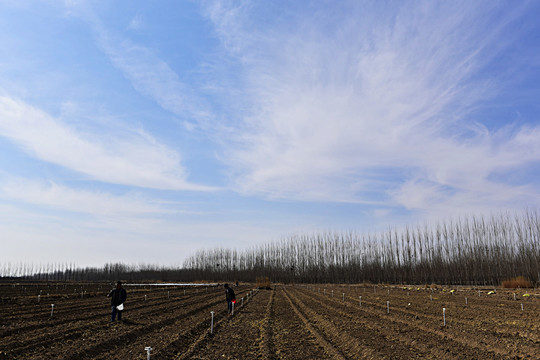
[
  {"left": 202, "top": 1, "right": 540, "bottom": 216},
  {"left": 0, "top": 96, "right": 214, "bottom": 190},
  {"left": 64, "top": 1, "right": 214, "bottom": 128},
  {"left": 0, "top": 178, "right": 175, "bottom": 218},
  {"left": 126, "top": 13, "right": 144, "bottom": 31}
]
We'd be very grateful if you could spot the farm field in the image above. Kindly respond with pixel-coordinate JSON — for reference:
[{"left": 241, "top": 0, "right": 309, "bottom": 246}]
[{"left": 0, "top": 282, "right": 538, "bottom": 359}]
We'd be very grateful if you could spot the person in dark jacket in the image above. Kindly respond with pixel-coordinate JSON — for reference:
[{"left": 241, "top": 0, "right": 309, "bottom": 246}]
[
  {"left": 224, "top": 283, "right": 236, "bottom": 314},
  {"left": 108, "top": 281, "right": 127, "bottom": 322}
]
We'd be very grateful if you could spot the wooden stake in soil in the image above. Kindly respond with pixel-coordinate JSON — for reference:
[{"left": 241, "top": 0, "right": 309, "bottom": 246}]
[
  {"left": 443, "top": 308, "right": 446, "bottom": 327},
  {"left": 145, "top": 347, "right": 152, "bottom": 360}
]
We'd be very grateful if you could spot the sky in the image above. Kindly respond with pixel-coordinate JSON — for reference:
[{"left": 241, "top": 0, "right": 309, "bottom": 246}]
[{"left": 1, "top": 0, "right": 540, "bottom": 268}]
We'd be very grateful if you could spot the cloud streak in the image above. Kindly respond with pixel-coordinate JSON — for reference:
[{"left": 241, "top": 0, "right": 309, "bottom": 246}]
[
  {"left": 203, "top": 1, "right": 540, "bottom": 216},
  {"left": 0, "top": 178, "right": 175, "bottom": 218},
  {"left": 0, "top": 96, "right": 214, "bottom": 190},
  {"left": 68, "top": 2, "right": 215, "bottom": 128}
]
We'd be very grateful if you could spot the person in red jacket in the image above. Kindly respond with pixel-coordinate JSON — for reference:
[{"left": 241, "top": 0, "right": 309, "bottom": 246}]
[
  {"left": 108, "top": 281, "right": 127, "bottom": 322},
  {"left": 224, "top": 283, "right": 236, "bottom": 314}
]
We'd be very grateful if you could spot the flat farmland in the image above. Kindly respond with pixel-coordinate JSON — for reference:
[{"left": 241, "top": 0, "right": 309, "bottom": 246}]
[{"left": 0, "top": 282, "right": 538, "bottom": 359}]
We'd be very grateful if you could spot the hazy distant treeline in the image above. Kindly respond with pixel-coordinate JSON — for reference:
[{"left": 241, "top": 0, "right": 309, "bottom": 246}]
[
  {"left": 183, "top": 211, "right": 540, "bottom": 286},
  {"left": 0, "top": 262, "right": 189, "bottom": 282},
  {"left": 2, "top": 211, "right": 539, "bottom": 286}
]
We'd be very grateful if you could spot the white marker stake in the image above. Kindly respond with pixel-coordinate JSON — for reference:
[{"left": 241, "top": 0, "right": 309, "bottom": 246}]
[
  {"left": 465, "top": 297, "right": 468, "bottom": 305},
  {"left": 332, "top": 290, "right": 334, "bottom": 298},
  {"left": 478, "top": 290, "right": 481, "bottom": 297},
  {"left": 242, "top": 297, "right": 244, "bottom": 307},
  {"left": 430, "top": 294, "right": 433, "bottom": 301},
  {"left": 231, "top": 302, "right": 235, "bottom": 315},
  {"left": 145, "top": 295, "right": 147, "bottom": 302},
  {"left": 324, "top": 289, "right": 326, "bottom": 295},
  {"left": 50, "top": 304, "right": 54, "bottom": 317},
  {"left": 443, "top": 308, "right": 446, "bottom": 327},
  {"left": 387, "top": 301, "right": 390, "bottom": 314},
  {"left": 514, "top": 293, "right": 516, "bottom": 301},
  {"left": 359, "top": 296, "right": 362, "bottom": 306},
  {"left": 210, "top": 311, "right": 215, "bottom": 334},
  {"left": 145, "top": 347, "right": 152, "bottom": 360},
  {"left": 342, "top": 293, "right": 345, "bottom": 301},
  {"left": 184, "top": 289, "right": 186, "bottom": 296},
  {"left": 521, "top": 303, "right": 524, "bottom": 311}
]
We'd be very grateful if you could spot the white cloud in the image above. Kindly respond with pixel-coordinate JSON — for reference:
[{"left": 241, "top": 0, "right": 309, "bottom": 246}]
[
  {"left": 127, "top": 13, "right": 143, "bottom": 31},
  {"left": 60, "top": 1, "right": 215, "bottom": 126},
  {"left": 0, "top": 178, "right": 173, "bottom": 218},
  {"left": 89, "top": 16, "right": 214, "bottom": 126},
  {"left": 204, "top": 1, "right": 540, "bottom": 214},
  {"left": 0, "top": 96, "right": 214, "bottom": 190}
]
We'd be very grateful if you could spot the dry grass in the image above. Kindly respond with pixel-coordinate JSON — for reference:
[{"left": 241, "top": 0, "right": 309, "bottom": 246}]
[{"left": 501, "top": 276, "right": 533, "bottom": 288}]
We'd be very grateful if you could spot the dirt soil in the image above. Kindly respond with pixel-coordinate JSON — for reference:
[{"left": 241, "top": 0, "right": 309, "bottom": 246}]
[{"left": 0, "top": 282, "right": 538, "bottom": 359}]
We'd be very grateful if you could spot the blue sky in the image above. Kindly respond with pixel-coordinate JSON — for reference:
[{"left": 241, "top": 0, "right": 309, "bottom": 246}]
[{"left": 1, "top": 0, "right": 540, "bottom": 268}]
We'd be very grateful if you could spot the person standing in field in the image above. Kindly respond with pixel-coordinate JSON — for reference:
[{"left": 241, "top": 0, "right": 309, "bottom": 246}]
[
  {"left": 108, "top": 281, "right": 127, "bottom": 322},
  {"left": 224, "top": 283, "right": 236, "bottom": 315}
]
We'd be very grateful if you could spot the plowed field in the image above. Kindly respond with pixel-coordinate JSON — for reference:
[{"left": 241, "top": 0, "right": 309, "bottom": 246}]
[{"left": 1, "top": 282, "right": 538, "bottom": 359}]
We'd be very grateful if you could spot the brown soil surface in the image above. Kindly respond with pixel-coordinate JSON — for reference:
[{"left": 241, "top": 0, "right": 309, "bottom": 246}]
[{"left": 0, "top": 282, "right": 538, "bottom": 359}]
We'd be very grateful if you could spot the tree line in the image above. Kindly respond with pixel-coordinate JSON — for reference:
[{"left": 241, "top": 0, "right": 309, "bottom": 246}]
[
  {"left": 183, "top": 211, "right": 539, "bottom": 286},
  {"left": 2, "top": 211, "right": 539, "bottom": 286}
]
